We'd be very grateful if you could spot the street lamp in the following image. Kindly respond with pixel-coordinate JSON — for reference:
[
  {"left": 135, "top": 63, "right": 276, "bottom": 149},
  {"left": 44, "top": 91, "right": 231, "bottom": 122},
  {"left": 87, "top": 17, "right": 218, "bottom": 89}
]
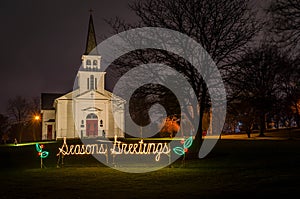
[
  {"left": 34, "top": 115, "right": 40, "bottom": 121},
  {"left": 33, "top": 114, "right": 41, "bottom": 141}
]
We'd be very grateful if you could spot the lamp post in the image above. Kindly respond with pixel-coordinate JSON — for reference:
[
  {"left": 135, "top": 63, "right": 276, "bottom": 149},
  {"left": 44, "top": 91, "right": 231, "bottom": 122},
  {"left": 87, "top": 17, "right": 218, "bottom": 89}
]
[{"left": 33, "top": 114, "right": 41, "bottom": 141}]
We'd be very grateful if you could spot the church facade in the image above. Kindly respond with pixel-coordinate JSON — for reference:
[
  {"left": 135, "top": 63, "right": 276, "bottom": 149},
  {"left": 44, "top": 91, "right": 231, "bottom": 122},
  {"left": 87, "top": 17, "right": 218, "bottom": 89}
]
[{"left": 41, "top": 14, "right": 125, "bottom": 140}]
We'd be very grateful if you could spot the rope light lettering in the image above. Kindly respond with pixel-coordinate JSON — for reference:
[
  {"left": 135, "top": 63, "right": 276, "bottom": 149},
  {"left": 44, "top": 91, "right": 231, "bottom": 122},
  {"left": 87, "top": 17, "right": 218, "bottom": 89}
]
[
  {"left": 57, "top": 136, "right": 171, "bottom": 162},
  {"left": 56, "top": 137, "right": 108, "bottom": 156},
  {"left": 111, "top": 136, "right": 171, "bottom": 161}
]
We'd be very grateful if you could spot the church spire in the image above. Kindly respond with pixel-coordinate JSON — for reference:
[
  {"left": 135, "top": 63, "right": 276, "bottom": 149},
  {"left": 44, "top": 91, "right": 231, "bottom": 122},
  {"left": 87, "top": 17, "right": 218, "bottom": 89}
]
[{"left": 84, "top": 11, "right": 98, "bottom": 55}]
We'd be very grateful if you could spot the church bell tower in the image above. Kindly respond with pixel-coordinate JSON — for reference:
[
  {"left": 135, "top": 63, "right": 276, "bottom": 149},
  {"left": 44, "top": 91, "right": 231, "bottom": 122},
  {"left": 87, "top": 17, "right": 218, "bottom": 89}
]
[{"left": 77, "top": 13, "right": 106, "bottom": 94}]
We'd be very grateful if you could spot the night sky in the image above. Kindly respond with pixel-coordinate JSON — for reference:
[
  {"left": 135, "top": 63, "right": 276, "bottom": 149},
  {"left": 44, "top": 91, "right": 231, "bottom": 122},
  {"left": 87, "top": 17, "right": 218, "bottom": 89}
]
[
  {"left": 0, "top": 0, "right": 137, "bottom": 114},
  {"left": 0, "top": 0, "right": 268, "bottom": 114}
]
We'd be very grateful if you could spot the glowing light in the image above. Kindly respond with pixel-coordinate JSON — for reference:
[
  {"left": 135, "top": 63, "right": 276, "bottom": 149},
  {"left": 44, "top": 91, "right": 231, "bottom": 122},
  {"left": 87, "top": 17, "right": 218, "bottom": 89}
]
[
  {"left": 35, "top": 143, "right": 49, "bottom": 158},
  {"left": 111, "top": 136, "right": 171, "bottom": 161},
  {"left": 160, "top": 116, "right": 180, "bottom": 137},
  {"left": 57, "top": 136, "right": 171, "bottom": 162},
  {"left": 57, "top": 137, "right": 108, "bottom": 156},
  {"left": 40, "top": 151, "right": 49, "bottom": 159},
  {"left": 36, "top": 143, "right": 42, "bottom": 152},
  {"left": 173, "top": 136, "right": 193, "bottom": 156},
  {"left": 183, "top": 136, "right": 193, "bottom": 149},
  {"left": 34, "top": 115, "right": 40, "bottom": 121},
  {"left": 173, "top": 147, "right": 185, "bottom": 156}
]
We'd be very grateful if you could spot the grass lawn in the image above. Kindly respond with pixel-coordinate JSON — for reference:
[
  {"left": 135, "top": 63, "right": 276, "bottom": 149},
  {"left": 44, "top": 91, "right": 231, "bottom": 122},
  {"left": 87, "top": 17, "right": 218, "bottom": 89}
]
[{"left": 1, "top": 138, "right": 300, "bottom": 199}]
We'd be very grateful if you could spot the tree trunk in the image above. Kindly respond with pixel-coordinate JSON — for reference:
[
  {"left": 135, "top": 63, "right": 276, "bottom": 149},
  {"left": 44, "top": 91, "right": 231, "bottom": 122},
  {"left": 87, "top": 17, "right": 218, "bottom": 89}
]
[
  {"left": 188, "top": 83, "right": 206, "bottom": 158},
  {"left": 295, "top": 105, "right": 300, "bottom": 127},
  {"left": 18, "top": 124, "right": 23, "bottom": 143},
  {"left": 259, "top": 112, "right": 266, "bottom": 137}
]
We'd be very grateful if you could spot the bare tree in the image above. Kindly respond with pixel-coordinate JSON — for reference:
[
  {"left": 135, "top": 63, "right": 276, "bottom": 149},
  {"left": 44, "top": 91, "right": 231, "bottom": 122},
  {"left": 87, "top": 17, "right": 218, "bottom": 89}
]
[
  {"left": 6, "top": 96, "right": 40, "bottom": 142},
  {"left": 268, "top": 0, "right": 300, "bottom": 48},
  {"left": 107, "top": 0, "right": 263, "bottom": 154},
  {"left": 229, "top": 44, "right": 291, "bottom": 136},
  {"left": 7, "top": 96, "right": 30, "bottom": 124},
  {"left": 278, "top": 57, "right": 300, "bottom": 127}
]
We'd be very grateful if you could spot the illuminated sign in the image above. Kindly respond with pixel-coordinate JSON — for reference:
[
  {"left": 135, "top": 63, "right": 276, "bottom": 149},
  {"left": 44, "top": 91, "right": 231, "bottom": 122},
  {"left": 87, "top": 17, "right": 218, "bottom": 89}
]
[
  {"left": 57, "top": 136, "right": 171, "bottom": 162},
  {"left": 57, "top": 137, "right": 108, "bottom": 156},
  {"left": 111, "top": 136, "right": 171, "bottom": 161}
]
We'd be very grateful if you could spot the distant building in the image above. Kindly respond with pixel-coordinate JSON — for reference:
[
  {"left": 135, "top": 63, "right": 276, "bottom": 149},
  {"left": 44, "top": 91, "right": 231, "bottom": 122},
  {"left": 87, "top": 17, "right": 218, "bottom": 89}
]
[{"left": 41, "top": 14, "right": 125, "bottom": 140}]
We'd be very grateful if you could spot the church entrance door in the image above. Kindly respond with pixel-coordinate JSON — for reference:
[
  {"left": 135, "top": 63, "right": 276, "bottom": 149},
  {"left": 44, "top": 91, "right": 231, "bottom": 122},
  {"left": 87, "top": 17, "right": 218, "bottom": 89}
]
[
  {"left": 47, "top": 125, "right": 52, "bottom": 140},
  {"left": 86, "top": 113, "right": 98, "bottom": 137}
]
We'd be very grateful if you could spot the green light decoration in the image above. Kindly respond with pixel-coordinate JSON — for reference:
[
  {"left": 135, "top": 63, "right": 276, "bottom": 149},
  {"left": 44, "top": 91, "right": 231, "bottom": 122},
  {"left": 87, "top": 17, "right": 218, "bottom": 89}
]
[
  {"left": 40, "top": 151, "right": 49, "bottom": 159},
  {"left": 35, "top": 144, "right": 49, "bottom": 159},
  {"left": 173, "top": 136, "right": 193, "bottom": 156},
  {"left": 173, "top": 147, "right": 185, "bottom": 156},
  {"left": 35, "top": 143, "right": 49, "bottom": 168},
  {"left": 35, "top": 143, "right": 42, "bottom": 153}
]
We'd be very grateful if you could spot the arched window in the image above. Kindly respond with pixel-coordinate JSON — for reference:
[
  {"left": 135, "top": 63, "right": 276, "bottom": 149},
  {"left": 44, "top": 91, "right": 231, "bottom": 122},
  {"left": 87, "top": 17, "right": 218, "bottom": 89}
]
[
  {"left": 87, "top": 113, "right": 98, "bottom": 119},
  {"left": 86, "top": 60, "right": 91, "bottom": 66},
  {"left": 100, "top": 120, "right": 103, "bottom": 127},
  {"left": 93, "top": 60, "right": 97, "bottom": 65}
]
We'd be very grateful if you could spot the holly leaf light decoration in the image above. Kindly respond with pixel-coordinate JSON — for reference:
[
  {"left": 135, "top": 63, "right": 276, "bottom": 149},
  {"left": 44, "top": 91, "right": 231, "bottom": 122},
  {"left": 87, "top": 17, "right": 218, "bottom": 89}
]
[
  {"left": 35, "top": 143, "right": 42, "bottom": 152},
  {"left": 40, "top": 151, "right": 49, "bottom": 159},
  {"left": 173, "top": 147, "right": 185, "bottom": 156},
  {"left": 35, "top": 143, "right": 49, "bottom": 159},
  {"left": 183, "top": 136, "right": 193, "bottom": 149},
  {"left": 173, "top": 136, "right": 193, "bottom": 156}
]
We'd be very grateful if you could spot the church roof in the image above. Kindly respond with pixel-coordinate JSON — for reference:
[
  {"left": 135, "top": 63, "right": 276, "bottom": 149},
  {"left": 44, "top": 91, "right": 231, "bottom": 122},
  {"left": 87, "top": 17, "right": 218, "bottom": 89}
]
[
  {"left": 41, "top": 93, "right": 65, "bottom": 110},
  {"left": 84, "top": 14, "right": 98, "bottom": 55}
]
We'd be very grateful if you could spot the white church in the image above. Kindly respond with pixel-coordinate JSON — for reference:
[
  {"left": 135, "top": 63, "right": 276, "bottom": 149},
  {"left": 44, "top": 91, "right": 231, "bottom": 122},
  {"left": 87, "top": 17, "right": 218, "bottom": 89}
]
[{"left": 41, "top": 14, "right": 125, "bottom": 140}]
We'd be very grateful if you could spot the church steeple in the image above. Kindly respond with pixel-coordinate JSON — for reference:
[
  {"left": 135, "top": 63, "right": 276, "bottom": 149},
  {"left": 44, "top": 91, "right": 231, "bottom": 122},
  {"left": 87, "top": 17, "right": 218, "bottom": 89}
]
[
  {"left": 84, "top": 13, "right": 98, "bottom": 55},
  {"left": 79, "top": 11, "right": 105, "bottom": 94}
]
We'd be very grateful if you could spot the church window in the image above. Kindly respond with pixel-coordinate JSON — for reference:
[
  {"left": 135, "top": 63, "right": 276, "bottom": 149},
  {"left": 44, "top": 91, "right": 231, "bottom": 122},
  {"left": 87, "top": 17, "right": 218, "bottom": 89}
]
[
  {"left": 87, "top": 113, "right": 98, "bottom": 119},
  {"left": 100, "top": 120, "right": 103, "bottom": 127},
  {"left": 93, "top": 60, "right": 97, "bottom": 65},
  {"left": 86, "top": 60, "right": 91, "bottom": 66},
  {"left": 90, "top": 75, "right": 94, "bottom": 90},
  {"left": 95, "top": 78, "right": 97, "bottom": 90}
]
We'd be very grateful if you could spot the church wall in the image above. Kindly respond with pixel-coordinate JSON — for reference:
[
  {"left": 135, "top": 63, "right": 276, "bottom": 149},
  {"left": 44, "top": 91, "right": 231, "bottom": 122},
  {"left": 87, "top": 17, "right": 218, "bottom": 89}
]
[
  {"left": 74, "top": 99, "right": 109, "bottom": 138},
  {"left": 78, "top": 69, "right": 106, "bottom": 94},
  {"left": 56, "top": 100, "right": 76, "bottom": 139},
  {"left": 66, "top": 100, "right": 76, "bottom": 138},
  {"left": 107, "top": 102, "right": 115, "bottom": 137},
  {"left": 41, "top": 110, "right": 55, "bottom": 140}
]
